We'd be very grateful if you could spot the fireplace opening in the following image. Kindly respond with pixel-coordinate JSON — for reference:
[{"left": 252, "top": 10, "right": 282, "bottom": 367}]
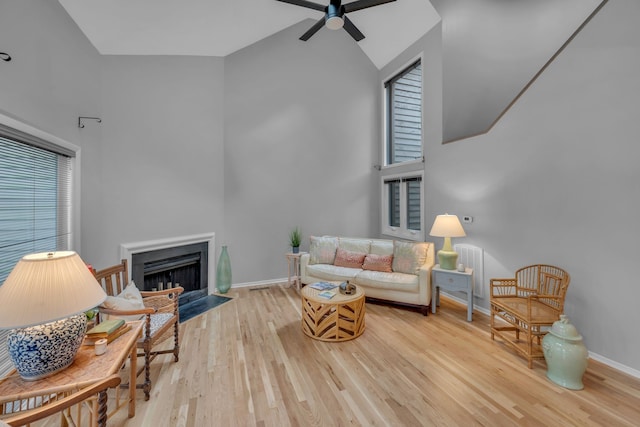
[{"left": 131, "top": 242, "right": 208, "bottom": 305}]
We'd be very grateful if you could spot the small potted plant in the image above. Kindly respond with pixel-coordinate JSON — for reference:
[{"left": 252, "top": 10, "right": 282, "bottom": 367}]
[{"left": 289, "top": 227, "right": 301, "bottom": 254}]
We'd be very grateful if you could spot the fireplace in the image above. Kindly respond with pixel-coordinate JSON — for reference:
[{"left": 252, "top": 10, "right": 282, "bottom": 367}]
[
  {"left": 131, "top": 242, "right": 208, "bottom": 304},
  {"left": 120, "top": 233, "right": 215, "bottom": 305}
]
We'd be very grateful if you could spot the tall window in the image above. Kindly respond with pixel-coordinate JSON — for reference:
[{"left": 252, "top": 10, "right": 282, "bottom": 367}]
[
  {"left": 0, "top": 127, "right": 73, "bottom": 376},
  {"left": 385, "top": 60, "right": 422, "bottom": 165},
  {"left": 381, "top": 59, "right": 424, "bottom": 240}
]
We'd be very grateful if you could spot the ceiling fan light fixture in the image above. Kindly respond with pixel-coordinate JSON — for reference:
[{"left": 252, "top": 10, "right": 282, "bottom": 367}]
[
  {"left": 325, "top": 15, "right": 344, "bottom": 30},
  {"left": 325, "top": 4, "right": 344, "bottom": 30}
]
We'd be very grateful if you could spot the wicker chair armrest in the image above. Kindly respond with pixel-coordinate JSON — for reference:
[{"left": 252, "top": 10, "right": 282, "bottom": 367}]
[
  {"left": 143, "top": 295, "right": 179, "bottom": 312},
  {"left": 140, "top": 286, "right": 184, "bottom": 298},
  {"left": 98, "top": 306, "right": 155, "bottom": 316}
]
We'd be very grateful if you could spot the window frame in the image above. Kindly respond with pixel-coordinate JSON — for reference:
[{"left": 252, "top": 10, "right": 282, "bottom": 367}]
[
  {"left": 381, "top": 171, "right": 424, "bottom": 241},
  {"left": 383, "top": 58, "right": 423, "bottom": 167},
  {"left": 380, "top": 55, "right": 425, "bottom": 241},
  {"left": 0, "top": 113, "right": 80, "bottom": 377},
  {"left": 0, "top": 113, "right": 80, "bottom": 251}
]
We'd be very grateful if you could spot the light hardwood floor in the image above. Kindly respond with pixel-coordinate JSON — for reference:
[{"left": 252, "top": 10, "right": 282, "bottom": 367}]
[{"left": 109, "top": 284, "right": 640, "bottom": 426}]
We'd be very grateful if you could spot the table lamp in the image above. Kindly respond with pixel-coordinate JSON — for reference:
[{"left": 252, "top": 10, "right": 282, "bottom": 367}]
[
  {"left": 429, "top": 214, "right": 466, "bottom": 270},
  {"left": 0, "top": 251, "right": 107, "bottom": 381}
]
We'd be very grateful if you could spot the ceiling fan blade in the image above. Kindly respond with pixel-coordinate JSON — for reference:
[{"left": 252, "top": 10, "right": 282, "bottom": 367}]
[
  {"left": 342, "top": 16, "right": 365, "bottom": 42},
  {"left": 343, "top": 0, "right": 396, "bottom": 14},
  {"left": 275, "top": 0, "right": 326, "bottom": 12},
  {"left": 300, "top": 17, "right": 326, "bottom": 41}
]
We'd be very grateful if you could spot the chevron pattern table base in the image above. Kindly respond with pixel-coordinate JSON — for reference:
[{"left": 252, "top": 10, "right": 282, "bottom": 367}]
[{"left": 301, "top": 285, "right": 365, "bottom": 342}]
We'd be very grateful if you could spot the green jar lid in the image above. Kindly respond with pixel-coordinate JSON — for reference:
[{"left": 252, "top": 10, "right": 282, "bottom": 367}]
[{"left": 549, "top": 314, "right": 583, "bottom": 341}]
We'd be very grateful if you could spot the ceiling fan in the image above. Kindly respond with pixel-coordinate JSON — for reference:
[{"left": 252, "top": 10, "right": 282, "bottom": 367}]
[{"left": 276, "top": 0, "right": 397, "bottom": 42}]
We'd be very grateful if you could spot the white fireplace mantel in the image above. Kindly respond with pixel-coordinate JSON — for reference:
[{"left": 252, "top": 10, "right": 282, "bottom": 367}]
[{"left": 119, "top": 232, "right": 216, "bottom": 295}]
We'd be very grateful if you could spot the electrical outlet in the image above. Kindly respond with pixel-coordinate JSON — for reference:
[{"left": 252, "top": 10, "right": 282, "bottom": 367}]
[{"left": 462, "top": 216, "right": 473, "bottom": 223}]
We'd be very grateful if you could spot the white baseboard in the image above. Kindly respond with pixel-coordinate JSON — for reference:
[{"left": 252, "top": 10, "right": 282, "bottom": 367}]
[
  {"left": 227, "top": 278, "right": 286, "bottom": 289},
  {"left": 587, "top": 352, "right": 640, "bottom": 379}
]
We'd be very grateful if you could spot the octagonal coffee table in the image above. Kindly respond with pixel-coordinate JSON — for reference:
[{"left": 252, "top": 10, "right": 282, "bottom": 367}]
[{"left": 301, "top": 284, "right": 365, "bottom": 342}]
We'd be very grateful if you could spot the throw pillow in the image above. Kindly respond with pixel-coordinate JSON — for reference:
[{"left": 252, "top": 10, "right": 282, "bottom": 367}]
[
  {"left": 101, "top": 281, "right": 145, "bottom": 321},
  {"left": 338, "top": 237, "right": 371, "bottom": 254},
  {"left": 334, "top": 248, "right": 366, "bottom": 269},
  {"left": 309, "top": 236, "right": 338, "bottom": 265},
  {"left": 392, "top": 241, "right": 430, "bottom": 275},
  {"left": 370, "top": 240, "right": 394, "bottom": 256},
  {"left": 362, "top": 253, "right": 394, "bottom": 272}
]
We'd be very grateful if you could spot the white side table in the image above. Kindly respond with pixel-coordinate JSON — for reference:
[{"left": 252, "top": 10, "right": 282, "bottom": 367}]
[
  {"left": 286, "top": 252, "right": 306, "bottom": 290},
  {"left": 432, "top": 264, "right": 474, "bottom": 321}
]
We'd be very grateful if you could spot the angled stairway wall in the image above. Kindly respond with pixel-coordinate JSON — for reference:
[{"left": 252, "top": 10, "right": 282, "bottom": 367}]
[{"left": 431, "top": 0, "right": 606, "bottom": 143}]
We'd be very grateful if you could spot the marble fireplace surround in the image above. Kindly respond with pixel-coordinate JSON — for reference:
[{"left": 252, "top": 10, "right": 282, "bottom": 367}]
[{"left": 119, "top": 232, "right": 216, "bottom": 295}]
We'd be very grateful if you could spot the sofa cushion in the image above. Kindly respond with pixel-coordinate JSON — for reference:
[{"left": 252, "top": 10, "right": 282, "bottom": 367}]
[
  {"left": 355, "top": 270, "right": 419, "bottom": 292},
  {"left": 306, "top": 263, "right": 360, "bottom": 281},
  {"left": 370, "top": 239, "right": 394, "bottom": 256},
  {"left": 362, "top": 253, "right": 393, "bottom": 272},
  {"left": 309, "top": 236, "right": 338, "bottom": 264},
  {"left": 334, "top": 248, "right": 366, "bottom": 268},
  {"left": 392, "top": 241, "right": 430, "bottom": 275},
  {"left": 338, "top": 237, "right": 371, "bottom": 254}
]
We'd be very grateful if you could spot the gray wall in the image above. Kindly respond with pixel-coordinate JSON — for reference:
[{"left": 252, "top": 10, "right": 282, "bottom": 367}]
[
  {"left": 0, "top": 1, "right": 101, "bottom": 141},
  {"left": 223, "top": 20, "right": 380, "bottom": 284},
  {"left": 425, "top": 0, "right": 640, "bottom": 371},
  {"left": 432, "top": 0, "right": 603, "bottom": 143},
  {"left": 87, "top": 56, "right": 225, "bottom": 269}
]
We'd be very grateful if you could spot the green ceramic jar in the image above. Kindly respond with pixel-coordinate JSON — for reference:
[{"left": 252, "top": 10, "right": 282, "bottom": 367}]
[{"left": 542, "top": 315, "right": 588, "bottom": 390}]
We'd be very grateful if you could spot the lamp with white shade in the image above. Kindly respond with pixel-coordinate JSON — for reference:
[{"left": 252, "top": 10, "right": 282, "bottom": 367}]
[
  {"left": 429, "top": 214, "right": 466, "bottom": 270},
  {"left": 0, "top": 251, "right": 107, "bottom": 381}
]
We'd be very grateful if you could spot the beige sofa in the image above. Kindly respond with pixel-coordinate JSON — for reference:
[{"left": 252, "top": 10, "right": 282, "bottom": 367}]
[{"left": 300, "top": 236, "right": 434, "bottom": 315}]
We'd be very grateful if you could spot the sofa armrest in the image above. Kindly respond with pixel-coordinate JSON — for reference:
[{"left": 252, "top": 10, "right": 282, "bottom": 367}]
[
  {"left": 300, "top": 252, "right": 311, "bottom": 284},
  {"left": 418, "top": 262, "right": 434, "bottom": 306}
]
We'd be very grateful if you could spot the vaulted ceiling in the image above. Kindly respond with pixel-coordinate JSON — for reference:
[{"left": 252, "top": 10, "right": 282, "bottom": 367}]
[
  {"left": 58, "top": 0, "right": 606, "bottom": 142},
  {"left": 58, "top": 0, "right": 440, "bottom": 69}
]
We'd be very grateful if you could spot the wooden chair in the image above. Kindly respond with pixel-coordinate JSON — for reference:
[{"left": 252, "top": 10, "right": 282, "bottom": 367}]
[
  {"left": 92, "top": 259, "right": 183, "bottom": 401},
  {"left": 0, "top": 374, "right": 121, "bottom": 427},
  {"left": 490, "top": 264, "right": 571, "bottom": 368}
]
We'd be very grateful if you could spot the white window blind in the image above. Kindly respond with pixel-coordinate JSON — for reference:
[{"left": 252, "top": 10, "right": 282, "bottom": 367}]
[
  {"left": 0, "top": 130, "right": 73, "bottom": 376},
  {"left": 382, "top": 174, "right": 423, "bottom": 240},
  {"left": 385, "top": 60, "right": 422, "bottom": 165}
]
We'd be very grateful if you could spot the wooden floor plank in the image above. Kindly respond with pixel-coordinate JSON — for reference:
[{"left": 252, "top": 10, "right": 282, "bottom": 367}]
[{"left": 98, "top": 284, "right": 640, "bottom": 426}]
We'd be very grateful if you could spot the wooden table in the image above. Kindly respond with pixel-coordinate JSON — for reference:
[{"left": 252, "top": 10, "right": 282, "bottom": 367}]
[
  {"left": 432, "top": 265, "right": 474, "bottom": 321},
  {"left": 0, "top": 320, "right": 143, "bottom": 426},
  {"left": 286, "top": 251, "right": 307, "bottom": 290},
  {"left": 301, "top": 284, "right": 365, "bottom": 341}
]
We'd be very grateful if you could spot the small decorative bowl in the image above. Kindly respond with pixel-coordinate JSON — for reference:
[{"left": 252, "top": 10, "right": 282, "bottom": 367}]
[{"left": 339, "top": 282, "right": 356, "bottom": 295}]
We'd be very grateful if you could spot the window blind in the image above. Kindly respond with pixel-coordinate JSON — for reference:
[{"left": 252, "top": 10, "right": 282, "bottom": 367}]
[
  {"left": 0, "top": 132, "right": 72, "bottom": 376},
  {"left": 385, "top": 60, "right": 422, "bottom": 165}
]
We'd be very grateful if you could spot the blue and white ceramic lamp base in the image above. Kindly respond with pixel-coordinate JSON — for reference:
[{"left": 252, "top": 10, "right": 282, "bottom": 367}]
[{"left": 7, "top": 313, "right": 87, "bottom": 381}]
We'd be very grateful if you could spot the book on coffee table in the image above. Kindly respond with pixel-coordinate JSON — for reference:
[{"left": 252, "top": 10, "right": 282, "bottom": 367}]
[
  {"left": 310, "top": 282, "right": 338, "bottom": 291},
  {"left": 318, "top": 290, "right": 336, "bottom": 299}
]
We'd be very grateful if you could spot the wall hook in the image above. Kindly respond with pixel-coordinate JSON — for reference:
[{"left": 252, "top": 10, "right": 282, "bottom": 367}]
[
  {"left": 0, "top": 52, "right": 11, "bottom": 62},
  {"left": 78, "top": 116, "right": 102, "bottom": 128}
]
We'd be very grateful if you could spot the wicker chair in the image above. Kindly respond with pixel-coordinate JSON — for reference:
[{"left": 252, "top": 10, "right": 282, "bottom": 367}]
[
  {"left": 0, "top": 374, "right": 121, "bottom": 427},
  {"left": 92, "top": 259, "right": 183, "bottom": 401},
  {"left": 490, "top": 264, "right": 571, "bottom": 368}
]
